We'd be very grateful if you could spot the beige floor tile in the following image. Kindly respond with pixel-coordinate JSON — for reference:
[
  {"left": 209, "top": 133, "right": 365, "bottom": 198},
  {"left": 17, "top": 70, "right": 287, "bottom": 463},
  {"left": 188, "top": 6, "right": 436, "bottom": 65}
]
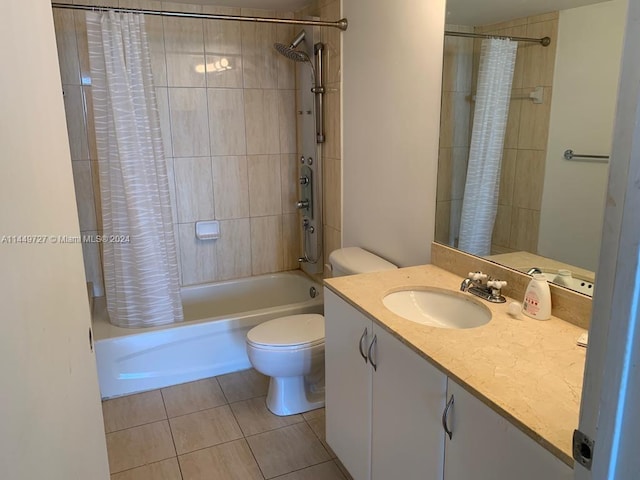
[
  {"left": 247, "top": 423, "right": 331, "bottom": 479},
  {"left": 179, "top": 439, "right": 263, "bottom": 480},
  {"left": 110, "top": 458, "right": 182, "bottom": 480},
  {"left": 217, "top": 368, "right": 269, "bottom": 403},
  {"left": 303, "top": 409, "right": 335, "bottom": 458},
  {"left": 106, "top": 420, "right": 176, "bottom": 474},
  {"left": 275, "top": 460, "right": 347, "bottom": 480},
  {"left": 169, "top": 405, "right": 244, "bottom": 454},
  {"left": 161, "top": 377, "right": 227, "bottom": 418},
  {"left": 102, "top": 390, "right": 167, "bottom": 433},
  {"left": 334, "top": 458, "right": 354, "bottom": 480},
  {"left": 230, "top": 396, "right": 303, "bottom": 436}
]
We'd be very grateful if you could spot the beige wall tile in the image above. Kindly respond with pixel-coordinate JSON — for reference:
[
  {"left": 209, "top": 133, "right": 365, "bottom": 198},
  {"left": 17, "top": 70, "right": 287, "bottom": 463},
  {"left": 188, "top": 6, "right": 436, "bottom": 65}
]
[
  {"left": 321, "top": 0, "right": 342, "bottom": 85},
  {"left": 324, "top": 83, "right": 341, "bottom": 159},
  {"left": 163, "top": 17, "right": 206, "bottom": 87},
  {"left": 106, "top": 420, "right": 176, "bottom": 474},
  {"left": 73, "top": 10, "right": 91, "bottom": 86},
  {"left": 212, "top": 156, "right": 249, "bottom": 219},
  {"left": 178, "top": 223, "right": 218, "bottom": 285},
  {"left": 509, "top": 207, "right": 540, "bottom": 252},
  {"left": 161, "top": 377, "right": 226, "bottom": 418},
  {"left": 522, "top": 20, "right": 558, "bottom": 88},
  {"left": 275, "top": 23, "right": 297, "bottom": 90},
  {"left": 208, "top": 88, "right": 247, "bottom": 156},
  {"left": 217, "top": 369, "right": 269, "bottom": 403},
  {"left": 323, "top": 225, "right": 341, "bottom": 268},
  {"left": 517, "top": 86, "right": 552, "bottom": 150},
  {"left": 90, "top": 159, "right": 103, "bottom": 230},
  {"left": 53, "top": 9, "right": 80, "bottom": 86},
  {"left": 102, "top": 390, "right": 166, "bottom": 434},
  {"left": 440, "top": 91, "right": 454, "bottom": 148},
  {"left": 246, "top": 423, "right": 331, "bottom": 479},
  {"left": 174, "top": 157, "right": 214, "bottom": 223},
  {"left": 528, "top": 11, "right": 559, "bottom": 24},
  {"left": 279, "top": 90, "right": 297, "bottom": 154},
  {"left": 63, "top": 85, "right": 89, "bottom": 161},
  {"left": 513, "top": 149, "right": 545, "bottom": 210},
  {"left": 204, "top": 19, "right": 243, "bottom": 88},
  {"left": 503, "top": 89, "right": 523, "bottom": 149},
  {"left": 280, "top": 154, "right": 299, "bottom": 214},
  {"left": 165, "top": 158, "right": 178, "bottom": 224},
  {"left": 452, "top": 91, "right": 472, "bottom": 147},
  {"left": 71, "top": 161, "right": 97, "bottom": 231},
  {"left": 248, "top": 155, "right": 282, "bottom": 216},
  {"left": 230, "top": 396, "right": 303, "bottom": 436},
  {"left": 111, "top": 458, "right": 182, "bottom": 480},
  {"left": 83, "top": 86, "right": 98, "bottom": 162},
  {"left": 201, "top": 5, "right": 242, "bottom": 15},
  {"left": 437, "top": 148, "right": 453, "bottom": 202},
  {"left": 251, "top": 215, "right": 283, "bottom": 275},
  {"left": 282, "top": 213, "right": 301, "bottom": 270},
  {"left": 110, "top": 458, "right": 182, "bottom": 480},
  {"left": 324, "top": 157, "right": 341, "bottom": 230},
  {"left": 169, "top": 88, "right": 210, "bottom": 157},
  {"left": 498, "top": 149, "right": 517, "bottom": 206},
  {"left": 216, "top": 218, "right": 252, "bottom": 280},
  {"left": 241, "top": 20, "right": 278, "bottom": 89},
  {"left": 118, "top": 0, "right": 160, "bottom": 9},
  {"left": 169, "top": 405, "right": 243, "bottom": 455},
  {"left": 244, "top": 89, "right": 280, "bottom": 155},
  {"left": 81, "top": 232, "right": 104, "bottom": 296},
  {"left": 492, "top": 204, "right": 513, "bottom": 248},
  {"left": 178, "top": 439, "right": 263, "bottom": 480},
  {"left": 162, "top": 1, "right": 202, "bottom": 13}
]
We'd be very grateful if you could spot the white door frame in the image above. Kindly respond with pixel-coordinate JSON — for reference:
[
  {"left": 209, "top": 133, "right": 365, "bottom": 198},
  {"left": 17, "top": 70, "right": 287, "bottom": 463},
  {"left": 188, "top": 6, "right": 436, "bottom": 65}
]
[{"left": 575, "top": 0, "right": 640, "bottom": 477}]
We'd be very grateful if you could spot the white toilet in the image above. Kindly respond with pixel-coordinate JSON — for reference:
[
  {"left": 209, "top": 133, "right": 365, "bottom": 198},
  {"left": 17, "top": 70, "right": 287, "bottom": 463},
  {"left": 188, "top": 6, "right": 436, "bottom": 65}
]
[{"left": 246, "top": 247, "right": 397, "bottom": 416}]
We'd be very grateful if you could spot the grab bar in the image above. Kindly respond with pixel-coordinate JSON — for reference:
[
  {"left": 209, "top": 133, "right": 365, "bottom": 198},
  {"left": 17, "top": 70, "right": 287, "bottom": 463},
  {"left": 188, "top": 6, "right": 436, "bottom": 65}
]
[{"left": 564, "top": 149, "right": 609, "bottom": 163}]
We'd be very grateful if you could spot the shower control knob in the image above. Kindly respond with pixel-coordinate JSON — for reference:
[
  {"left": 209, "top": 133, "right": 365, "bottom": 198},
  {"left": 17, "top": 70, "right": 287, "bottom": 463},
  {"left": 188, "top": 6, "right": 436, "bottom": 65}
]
[
  {"left": 296, "top": 200, "right": 309, "bottom": 209},
  {"left": 299, "top": 175, "right": 310, "bottom": 185}
]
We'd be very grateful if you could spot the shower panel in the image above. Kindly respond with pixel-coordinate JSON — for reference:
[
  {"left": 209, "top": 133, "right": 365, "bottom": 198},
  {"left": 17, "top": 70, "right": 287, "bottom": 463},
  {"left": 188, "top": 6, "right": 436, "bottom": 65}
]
[{"left": 275, "top": 24, "right": 324, "bottom": 275}]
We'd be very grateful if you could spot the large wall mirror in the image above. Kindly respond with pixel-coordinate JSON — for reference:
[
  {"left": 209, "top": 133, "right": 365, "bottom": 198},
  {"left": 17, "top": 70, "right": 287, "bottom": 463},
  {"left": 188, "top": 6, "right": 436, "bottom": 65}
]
[{"left": 435, "top": 0, "right": 627, "bottom": 297}]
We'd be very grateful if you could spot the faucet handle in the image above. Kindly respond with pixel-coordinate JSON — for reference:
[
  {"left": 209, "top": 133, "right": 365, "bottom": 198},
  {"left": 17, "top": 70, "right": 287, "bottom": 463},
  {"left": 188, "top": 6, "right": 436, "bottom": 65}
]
[
  {"left": 487, "top": 280, "right": 507, "bottom": 290},
  {"left": 468, "top": 271, "right": 488, "bottom": 282}
]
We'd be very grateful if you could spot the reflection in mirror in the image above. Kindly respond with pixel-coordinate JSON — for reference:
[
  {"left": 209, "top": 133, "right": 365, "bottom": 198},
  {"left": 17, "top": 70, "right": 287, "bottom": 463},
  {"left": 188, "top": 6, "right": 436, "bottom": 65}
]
[{"left": 435, "top": 0, "right": 627, "bottom": 296}]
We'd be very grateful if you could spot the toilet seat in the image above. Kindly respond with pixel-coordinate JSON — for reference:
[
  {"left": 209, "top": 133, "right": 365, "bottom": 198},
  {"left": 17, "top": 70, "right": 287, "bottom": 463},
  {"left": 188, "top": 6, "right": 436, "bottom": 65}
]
[{"left": 246, "top": 314, "right": 324, "bottom": 349}]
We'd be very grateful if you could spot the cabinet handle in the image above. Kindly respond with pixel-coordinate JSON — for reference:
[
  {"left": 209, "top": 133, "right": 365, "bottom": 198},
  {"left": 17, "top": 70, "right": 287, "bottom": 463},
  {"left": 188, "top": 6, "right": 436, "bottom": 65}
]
[
  {"left": 442, "top": 394, "right": 454, "bottom": 440},
  {"left": 368, "top": 334, "right": 378, "bottom": 371},
  {"left": 358, "top": 328, "right": 368, "bottom": 363}
]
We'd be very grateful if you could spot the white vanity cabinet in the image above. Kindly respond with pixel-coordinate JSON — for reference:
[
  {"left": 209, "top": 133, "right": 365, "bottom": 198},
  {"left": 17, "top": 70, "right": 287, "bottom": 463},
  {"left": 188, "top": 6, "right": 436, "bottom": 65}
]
[
  {"left": 325, "top": 289, "right": 447, "bottom": 480},
  {"left": 443, "top": 380, "right": 573, "bottom": 480},
  {"left": 325, "top": 288, "right": 574, "bottom": 480}
]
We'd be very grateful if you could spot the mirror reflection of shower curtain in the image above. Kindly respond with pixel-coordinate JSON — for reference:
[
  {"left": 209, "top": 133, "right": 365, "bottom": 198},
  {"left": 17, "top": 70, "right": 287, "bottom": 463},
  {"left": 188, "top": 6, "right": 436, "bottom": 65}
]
[
  {"left": 457, "top": 38, "right": 517, "bottom": 256},
  {"left": 87, "top": 11, "right": 183, "bottom": 328}
]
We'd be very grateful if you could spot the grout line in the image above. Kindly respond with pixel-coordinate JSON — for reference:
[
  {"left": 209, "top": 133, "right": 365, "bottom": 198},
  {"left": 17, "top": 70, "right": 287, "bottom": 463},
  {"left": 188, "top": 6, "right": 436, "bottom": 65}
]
[{"left": 159, "top": 389, "right": 184, "bottom": 479}]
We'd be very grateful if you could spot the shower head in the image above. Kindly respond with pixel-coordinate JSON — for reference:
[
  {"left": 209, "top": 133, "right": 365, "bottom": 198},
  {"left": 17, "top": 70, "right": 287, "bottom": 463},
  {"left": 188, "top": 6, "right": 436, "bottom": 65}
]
[{"left": 274, "top": 30, "right": 310, "bottom": 63}]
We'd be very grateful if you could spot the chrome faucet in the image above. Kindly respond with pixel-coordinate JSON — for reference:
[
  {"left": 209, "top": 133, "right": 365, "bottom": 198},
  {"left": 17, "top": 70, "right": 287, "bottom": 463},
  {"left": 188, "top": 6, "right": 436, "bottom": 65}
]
[
  {"left": 460, "top": 271, "right": 507, "bottom": 304},
  {"left": 526, "top": 267, "right": 542, "bottom": 275}
]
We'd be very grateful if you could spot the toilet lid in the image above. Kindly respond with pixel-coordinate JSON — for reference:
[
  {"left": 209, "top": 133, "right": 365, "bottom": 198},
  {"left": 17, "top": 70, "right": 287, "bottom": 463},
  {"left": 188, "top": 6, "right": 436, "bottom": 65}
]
[{"left": 247, "top": 314, "right": 324, "bottom": 347}]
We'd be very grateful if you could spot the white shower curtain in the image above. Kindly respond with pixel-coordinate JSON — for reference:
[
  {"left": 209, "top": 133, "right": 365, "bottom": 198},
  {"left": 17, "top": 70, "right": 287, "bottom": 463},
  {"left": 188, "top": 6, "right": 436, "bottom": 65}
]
[
  {"left": 86, "top": 11, "right": 183, "bottom": 328},
  {"left": 458, "top": 38, "right": 517, "bottom": 256}
]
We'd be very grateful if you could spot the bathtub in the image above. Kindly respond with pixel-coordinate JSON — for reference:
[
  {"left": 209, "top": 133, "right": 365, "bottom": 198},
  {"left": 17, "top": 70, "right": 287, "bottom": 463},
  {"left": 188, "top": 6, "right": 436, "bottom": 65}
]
[{"left": 93, "top": 271, "right": 323, "bottom": 399}]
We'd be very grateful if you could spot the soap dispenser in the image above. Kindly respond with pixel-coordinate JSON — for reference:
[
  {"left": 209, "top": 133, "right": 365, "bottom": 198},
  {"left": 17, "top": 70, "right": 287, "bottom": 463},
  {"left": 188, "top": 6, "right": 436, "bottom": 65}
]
[{"left": 522, "top": 273, "right": 551, "bottom": 320}]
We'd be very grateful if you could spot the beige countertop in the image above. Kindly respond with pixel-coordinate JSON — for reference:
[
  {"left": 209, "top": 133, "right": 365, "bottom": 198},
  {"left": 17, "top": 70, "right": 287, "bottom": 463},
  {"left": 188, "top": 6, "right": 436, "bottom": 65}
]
[
  {"left": 324, "top": 264, "right": 586, "bottom": 467},
  {"left": 486, "top": 251, "right": 596, "bottom": 283}
]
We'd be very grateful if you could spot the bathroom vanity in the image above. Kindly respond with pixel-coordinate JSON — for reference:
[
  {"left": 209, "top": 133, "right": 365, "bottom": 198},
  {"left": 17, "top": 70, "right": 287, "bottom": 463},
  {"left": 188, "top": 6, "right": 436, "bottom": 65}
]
[{"left": 324, "top": 264, "right": 585, "bottom": 480}]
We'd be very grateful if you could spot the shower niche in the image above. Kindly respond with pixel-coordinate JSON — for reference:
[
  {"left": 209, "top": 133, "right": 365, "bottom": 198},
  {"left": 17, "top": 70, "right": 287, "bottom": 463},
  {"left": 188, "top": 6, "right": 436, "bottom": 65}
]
[{"left": 277, "top": 23, "right": 325, "bottom": 275}]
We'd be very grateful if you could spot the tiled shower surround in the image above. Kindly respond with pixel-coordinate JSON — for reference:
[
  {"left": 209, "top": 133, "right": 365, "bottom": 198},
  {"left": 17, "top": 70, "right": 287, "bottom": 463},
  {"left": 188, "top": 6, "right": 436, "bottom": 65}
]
[{"left": 53, "top": 0, "right": 342, "bottom": 295}]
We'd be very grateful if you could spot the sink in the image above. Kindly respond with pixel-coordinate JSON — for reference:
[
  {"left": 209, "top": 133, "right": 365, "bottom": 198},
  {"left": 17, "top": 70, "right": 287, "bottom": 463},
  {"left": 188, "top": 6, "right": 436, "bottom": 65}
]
[{"left": 382, "top": 288, "right": 492, "bottom": 329}]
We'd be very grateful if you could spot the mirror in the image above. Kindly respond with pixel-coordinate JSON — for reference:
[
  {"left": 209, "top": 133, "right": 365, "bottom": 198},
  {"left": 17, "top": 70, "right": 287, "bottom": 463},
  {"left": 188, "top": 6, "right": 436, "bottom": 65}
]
[{"left": 435, "top": 0, "right": 627, "bottom": 296}]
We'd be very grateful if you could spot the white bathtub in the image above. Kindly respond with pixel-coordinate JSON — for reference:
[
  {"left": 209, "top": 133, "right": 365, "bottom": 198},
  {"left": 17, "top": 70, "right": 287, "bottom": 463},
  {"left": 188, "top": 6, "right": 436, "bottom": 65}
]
[{"left": 93, "top": 271, "right": 323, "bottom": 399}]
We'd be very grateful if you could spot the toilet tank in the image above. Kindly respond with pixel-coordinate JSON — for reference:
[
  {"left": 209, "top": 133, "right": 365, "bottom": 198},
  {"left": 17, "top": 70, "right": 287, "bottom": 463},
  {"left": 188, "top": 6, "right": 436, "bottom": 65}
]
[{"left": 329, "top": 247, "right": 398, "bottom": 277}]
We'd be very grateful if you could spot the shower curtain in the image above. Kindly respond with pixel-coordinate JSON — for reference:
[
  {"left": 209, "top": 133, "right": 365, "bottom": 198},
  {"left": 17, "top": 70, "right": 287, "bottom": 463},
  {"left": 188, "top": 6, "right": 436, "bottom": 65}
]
[
  {"left": 86, "top": 11, "right": 183, "bottom": 328},
  {"left": 458, "top": 38, "right": 517, "bottom": 256}
]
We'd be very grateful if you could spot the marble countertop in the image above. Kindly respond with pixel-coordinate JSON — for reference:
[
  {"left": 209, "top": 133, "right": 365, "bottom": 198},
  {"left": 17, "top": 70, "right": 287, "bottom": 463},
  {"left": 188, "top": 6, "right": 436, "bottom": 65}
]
[
  {"left": 486, "top": 251, "right": 596, "bottom": 282},
  {"left": 324, "top": 264, "right": 586, "bottom": 467}
]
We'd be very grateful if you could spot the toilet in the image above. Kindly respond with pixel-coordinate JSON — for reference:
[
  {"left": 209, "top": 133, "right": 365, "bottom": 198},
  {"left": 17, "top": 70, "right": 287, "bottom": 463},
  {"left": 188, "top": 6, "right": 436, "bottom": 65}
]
[{"left": 246, "top": 247, "right": 397, "bottom": 416}]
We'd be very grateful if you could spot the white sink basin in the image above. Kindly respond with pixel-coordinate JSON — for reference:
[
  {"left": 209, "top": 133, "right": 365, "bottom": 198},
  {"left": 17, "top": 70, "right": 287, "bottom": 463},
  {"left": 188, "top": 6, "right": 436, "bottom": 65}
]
[{"left": 382, "top": 288, "right": 492, "bottom": 329}]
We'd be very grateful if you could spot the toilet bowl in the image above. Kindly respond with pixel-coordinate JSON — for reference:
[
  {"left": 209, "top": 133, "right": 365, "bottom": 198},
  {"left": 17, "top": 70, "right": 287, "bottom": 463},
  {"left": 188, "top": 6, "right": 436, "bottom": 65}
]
[{"left": 246, "top": 247, "right": 397, "bottom": 416}]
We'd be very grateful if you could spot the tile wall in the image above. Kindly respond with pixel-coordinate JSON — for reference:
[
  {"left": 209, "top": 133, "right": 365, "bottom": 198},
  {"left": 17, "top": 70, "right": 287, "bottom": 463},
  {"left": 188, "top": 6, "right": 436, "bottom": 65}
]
[
  {"left": 53, "top": 0, "right": 314, "bottom": 294},
  {"left": 436, "top": 13, "right": 558, "bottom": 255}
]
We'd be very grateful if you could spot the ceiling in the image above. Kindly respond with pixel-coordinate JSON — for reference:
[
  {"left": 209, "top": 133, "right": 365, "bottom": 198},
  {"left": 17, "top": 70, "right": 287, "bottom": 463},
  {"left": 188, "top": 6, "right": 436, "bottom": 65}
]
[{"left": 446, "top": 0, "right": 614, "bottom": 26}]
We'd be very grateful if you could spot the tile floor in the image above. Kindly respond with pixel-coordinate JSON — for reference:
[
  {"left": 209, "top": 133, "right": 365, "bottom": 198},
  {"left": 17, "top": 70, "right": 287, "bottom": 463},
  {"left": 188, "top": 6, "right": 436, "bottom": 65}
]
[{"left": 102, "top": 369, "right": 351, "bottom": 480}]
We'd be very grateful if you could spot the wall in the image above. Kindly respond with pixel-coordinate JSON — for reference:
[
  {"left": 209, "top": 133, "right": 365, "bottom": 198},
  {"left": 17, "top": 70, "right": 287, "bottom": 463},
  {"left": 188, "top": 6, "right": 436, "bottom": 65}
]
[
  {"left": 538, "top": 0, "right": 626, "bottom": 272},
  {"left": 53, "top": 0, "right": 302, "bottom": 292},
  {"left": 342, "top": 0, "right": 445, "bottom": 267},
  {"left": 0, "top": 0, "right": 109, "bottom": 477}
]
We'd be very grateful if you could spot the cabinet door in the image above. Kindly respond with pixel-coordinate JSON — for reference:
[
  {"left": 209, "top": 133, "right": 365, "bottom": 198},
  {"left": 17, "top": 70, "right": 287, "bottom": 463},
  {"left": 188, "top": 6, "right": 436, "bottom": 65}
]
[
  {"left": 371, "top": 324, "right": 447, "bottom": 480},
  {"left": 325, "top": 289, "right": 373, "bottom": 480},
  {"left": 444, "top": 380, "right": 573, "bottom": 480}
]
